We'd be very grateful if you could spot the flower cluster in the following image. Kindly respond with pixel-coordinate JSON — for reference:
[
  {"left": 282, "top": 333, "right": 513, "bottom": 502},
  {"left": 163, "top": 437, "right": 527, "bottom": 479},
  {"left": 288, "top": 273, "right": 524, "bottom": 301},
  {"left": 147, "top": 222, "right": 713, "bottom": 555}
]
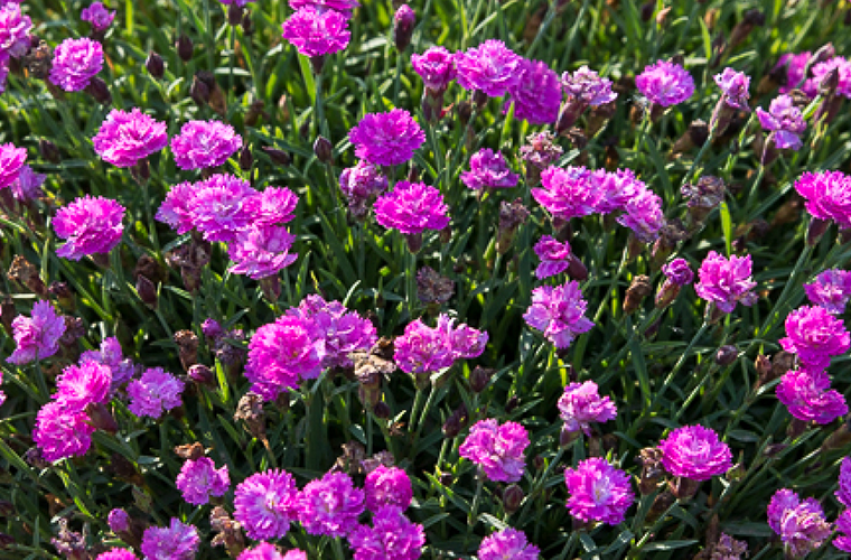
[
  {"left": 767, "top": 489, "right": 831, "bottom": 558},
  {"left": 175, "top": 456, "right": 230, "bottom": 505},
  {"left": 776, "top": 366, "right": 848, "bottom": 424},
  {"left": 0, "top": 142, "right": 27, "bottom": 189},
  {"left": 364, "top": 465, "right": 412, "bottom": 512},
  {"left": 411, "top": 46, "right": 456, "bottom": 92},
  {"left": 374, "top": 181, "right": 450, "bottom": 237},
  {"left": 506, "top": 58, "right": 561, "bottom": 125},
  {"left": 780, "top": 305, "right": 850, "bottom": 369},
  {"left": 558, "top": 381, "right": 617, "bottom": 437},
  {"left": 93, "top": 108, "right": 168, "bottom": 168},
  {"left": 170, "top": 120, "right": 243, "bottom": 170},
  {"left": 523, "top": 280, "right": 594, "bottom": 349},
  {"left": 459, "top": 419, "right": 529, "bottom": 482},
  {"left": 564, "top": 458, "right": 634, "bottom": 525},
  {"left": 80, "top": 336, "right": 137, "bottom": 389},
  {"left": 0, "top": 3, "right": 31, "bottom": 59},
  {"left": 394, "top": 313, "right": 487, "bottom": 376},
  {"left": 339, "top": 161, "right": 388, "bottom": 219},
  {"left": 238, "top": 544, "right": 307, "bottom": 560},
  {"left": 776, "top": 52, "right": 815, "bottom": 96},
  {"left": 694, "top": 251, "right": 757, "bottom": 314},
  {"left": 714, "top": 68, "right": 751, "bottom": 111},
  {"left": 10, "top": 164, "right": 45, "bottom": 202}
]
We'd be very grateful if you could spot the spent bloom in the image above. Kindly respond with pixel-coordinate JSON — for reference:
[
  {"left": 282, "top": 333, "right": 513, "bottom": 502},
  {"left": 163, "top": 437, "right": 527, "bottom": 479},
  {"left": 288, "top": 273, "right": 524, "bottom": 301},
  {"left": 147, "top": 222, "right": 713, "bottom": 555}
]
[
  {"left": 617, "top": 188, "right": 666, "bottom": 243},
  {"left": 756, "top": 94, "right": 807, "bottom": 150},
  {"left": 459, "top": 419, "right": 529, "bottom": 483},
  {"left": 506, "top": 58, "right": 561, "bottom": 125},
  {"left": 49, "top": 38, "right": 103, "bottom": 92},
  {"left": 349, "top": 109, "right": 425, "bottom": 167},
  {"left": 794, "top": 170, "right": 851, "bottom": 230},
  {"left": 805, "top": 269, "right": 851, "bottom": 314},
  {"left": 281, "top": 7, "right": 350, "bottom": 58},
  {"left": 663, "top": 258, "right": 694, "bottom": 286},
  {"left": 186, "top": 174, "right": 258, "bottom": 243},
  {"left": 562, "top": 66, "right": 617, "bottom": 106},
  {"left": 93, "top": 108, "right": 169, "bottom": 168},
  {"left": 228, "top": 225, "right": 298, "bottom": 280},
  {"left": 298, "top": 471, "right": 365, "bottom": 537},
  {"left": 767, "top": 489, "right": 831, "bottom": 559},
  {"left": 694, "top": 251, "right": 758, "bottom": 314},
  {"left": 126, "top": 367, "right": 185, "bottom": 418},
  {"left": 364, "top": 466, "right": 413, "bottom": 513},
  {"left": 532, "top": 166, "right": 600, "bottom": 221},
  {"left": 0, "top": 3, "right": 31, "bottom": 58},
  {"left": 411, "top": 46, "right": 456, "bottom": 92},
  {"left": 245, "top": 315, "right": 323, "bottom": 399},
  {"left": 777, "top": 52, "right": 815, "bottom": 96},
  {"left": 455, "top": 39, "right": 522, "bottom": 97},
  {"left": 635, "top": 60, "right": 695, "bottom": 107},
  {"left": 33, "top": 401, "right": 94, "bottom": 462},
  {"left": 776, "top": 366, "right": 848, "bottom": 424},
  {"left": 176, "top": 457, "right": 230, "bottom": 505},
  {"left": 10, "top": 164, "right": 45, "bottom": 202},
  {"left": 658, "top": 425, "right": 732, "bottom": 481},
  {"left": 478, "top": 528, "right": 539, "bottom": 560},
  {"left": 523, "top": 280, "right": 594, "bottom": 349},
  {"left": 558, "top": 381, "right": 617, "bottom": 436},
  {"left": 394, "top": 314, "right": 487, "bottom": 376},
  {"left": 835, "top": 510, "right": 851, "bottom": 554},
  {"left": 80, "top": 3, "right": 115, "bottom": 32},
  {"left": 837, "top": 456, "right": 851, "bottom": 508},
  {"left": 0, "top": 142, "right": 26, "bottom": 189},
  {"left": 55, "top": 361, "right": 112, "bottom": 411},
  {"left": 374, "top": 181, "right": 450, "bottom": 236},
  {"left": 53, "top": 196, "right": 125, "bottom": 260},
  {"left": 534, "top": 235, "right": 571, "bottom": 279},
  {"left": 140, "top": 518, "right": 200, "bottom": 560},
  {"left": 339, "top": 161, "right": 388, "bottom": 219},
  {"left": 779, "top": 305, "right": 850, "bottom": 369},
  {"left": 564, "top": 458, "right": 634, "bottom": 525},
  {"left": 234, "top": 469, "right": 299, "bottom": 541},
  {"left": 460, "top": 148, "right": 519, "bottom": 190},
  {"left": 7, "top": 300, "right": 66, "bottom": 364},
  {"left": 171, "top": 120, "right": 243, "bottom": 170},
  {"left": 348, "top": 506, "right": 425, "bottom": 560},
  {"left": 714, "top": 68, "right": 751, "bottom": 110}
]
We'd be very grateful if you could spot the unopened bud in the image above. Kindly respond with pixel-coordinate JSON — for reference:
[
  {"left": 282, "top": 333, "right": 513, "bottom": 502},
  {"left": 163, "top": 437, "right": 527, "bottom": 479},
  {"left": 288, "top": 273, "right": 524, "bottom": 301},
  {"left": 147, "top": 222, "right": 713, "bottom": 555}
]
[
  {"left": 176, "top": 34, "right": 193, "bottom": 62},
  {"left": 227, "top": 4, "right": 243, "bottom": 26},
  {"left": 469, "top": 366, "right": 494, "bottom": 393},
  {"left": 136, "top": 274, "right": 157, "bottom": 309},
  {"left": 239, "top": 145, "right": 253, "bottom": 172},
  {"left": 190, "top": 75, "right": 210, "bottom": 105},
  {"left": 39, "top": 139, "right": 61, "bottom": 164},
  {"left": 188, "top": 364, "right": 215, "bottom": 386},
  {"left": 84, "top": 77, "right": 112, "bottom": 105},
  {"left": 502, "top": 484, "right": 524, "bottom": 515},
  {"left": 715, "top": 345, "right": 738, "bottom": 366},
  {"left": 263, "top": 147, "right": 291, "bottom": 167},
  {"left": 146, "top": 51, "right": 164, "bottom": 80},
  {"left": 313, "top": 136, "right": 333, "bottom": 164},
  {"left": 393, "top": 4, "right": 416, "bottom": 51},
  {"left": 242, "top": 11, "right": 254, "bottom": 35},
  {"left": 373, "top": 401, "right": 391, "bottom": 419},
  {"left": 807, "top": 217, "right": 830, "bottom": 246},
  {"left": 85, "top": 402, "right": 118, "bottom": 433}
]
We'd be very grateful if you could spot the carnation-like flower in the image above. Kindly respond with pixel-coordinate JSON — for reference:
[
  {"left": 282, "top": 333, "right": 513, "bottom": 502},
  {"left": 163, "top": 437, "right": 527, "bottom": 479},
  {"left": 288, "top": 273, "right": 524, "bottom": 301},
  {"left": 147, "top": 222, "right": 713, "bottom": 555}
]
[
  {"left": 92, "top": 108, "right": 168, "bottom": 168},
  {"left": 616, "top": 188, "right": 665, "bottom": 243},
  {"left": 95, "top": 550, "right": 137, "bottom": 560},
  {"left": 290, "top": 0, "right": 359, "bottom": 13},
  {"left": 478, "top": 528, "right": 539, "bottom": 560},
  {"left": 33, "top": 401, "right": 94, "bottom": 462},
  {"left": 55, "top": 361, "right": 112, "bottom": 411},
  {"left": 53, "top": 195, "right": 125, "bottom": 260},
  {"left": 126, "top": 367, "right": 185, "bottom": 418},
  {"left": 694, "top": 251, "right": 758, "bottom": 314},
  {"left": 229, "top": 225, "right": 298, "bottom": 280},
  {"left": 805, "top": 269, "right": 851, "bottom": 314},
  {"left": 171, "top": 120, "right": 243, "bottom": 170},
  {"left": 780, "top": 305, "right": 850, "bottom": 369},
  {"left": 234, "top": 469, "right": 299, "bottom": 541},
  {"left": 7, "top": 300, "right": 66, "bottom": 365},
  {"left": 298, "top": 471, "right": 365, "bottom": 537},
  {"left": 245, "top": 315, "right": 322, "bottom": 398},
  {"left": 662, "top": 258, "right": 694, "bottom": 286},
  {"left": 188, "top": 174, "right": 258, "bottom": 243},
  {"left": 247, "top": 186, "right": 299, "bottom": 227},
  {"left": 0, "top": 142, "right": 27, "bottom": 189},
  {"left": 459, "top": 419, "right": 528, "bottom": 483},
  {"left": 108, "top": 508, "right": 129, "bottom": 533},
  {"left": 835, "top": 509, "right": 851, "bottom": 553},
  {"left": 592, "top": 168, "right": 644, "bottom": 214},
  {"left": 79, "top": 336, "right": 136, "bottom": 389},
  {"left": 777, "top": 52, "right": 815, "bottom": 96},
  {"left": 523, "top": 280, "right": 594, "bottom": 349},
  {"left": 776, "top": 366, "right": 848, "bottom": 424},
  {"left": 767, "top": 489, "right": 831, "bottom": 559},
  {"left": 794, "top": 170, "right": 851, "bottom": 230},
  {"left": 365, "top": 466, "right": 413, "bottom": 513},
  {"left": 506, "top": 58, "right": 561, "bottom": 125},
  {"left": 520, "top": 131, "right": 563, "bottom": 174},
  {"left": 532, "top": 166, "right": 599, "bottom": 221},
  {"left": 81, "top": 2, "right": 115, "bottom": 32},
  {"left": 349, "top": 109, "right": 425, "bottom": 167},
  {"left": 10, "top": 164, "right": 45, "bottom": 201},
  {"left": 176, "top": 456, "right": 230, "bottom": 505},
  {"left": 348, "top": 506, "right": 425, "bottom": 560},
  {"left": 714, "top": 68, "right": 751, "bottom": 110},
  {"left": 140, "top": 518, "right": 200, "bottom": 560},
  {"left": 394, "top": 314, "right": 487, "bottom": 376},
  {"left": 155, "top": 181, "right": 196, "bottom": 234},
  {"left": 49, "top": 37, "right": 103, "bottom": 92},
  {"left": 238, "top": 544, "right": 307, "bottom": 560},
  {"left": 564, "top": 457, "right": 634, "bottom": 525},
  {"left": 562, "top": 66, "right": 618, "bottom": 106},
  {"left": 812, "top": 57, "right": 851, "bottom": 98},
  {"left": 455, "top": 39, "right": 521, "bottom": 97},
  {"left": 339, "top": 161, "right": 388, "bottom": 219},
  {"left": 0, "top": 3, "right": 31, "bottom": 58},
  {"left": 281, "top": 7, "right": 350, "bottom": 58},
  {"left": 635, "top": 60, "right": 695, "bottom": 107},
  {"left": 534, "top": 235, "right": 571, "bottom": 279},
  {"left": 658, "top": 425, "right": 732, "bottom": 481},
  {"left": 756, "top": 94, "right": 807, "bottom": 151},
  {"left": 837, "top": 456, "right": 851, "bottom": 508},
  {"left": 461, "top": 148, "right": 519, "bottom": 190},
  {"left": 374, "top": 181, "right": 450, "bottom": 236},
  {"left": 558, "top": 381, "right": 617, "bottom": 436},
  {"left": 411, "top": 46, "right": 456, "bottom": 92}
]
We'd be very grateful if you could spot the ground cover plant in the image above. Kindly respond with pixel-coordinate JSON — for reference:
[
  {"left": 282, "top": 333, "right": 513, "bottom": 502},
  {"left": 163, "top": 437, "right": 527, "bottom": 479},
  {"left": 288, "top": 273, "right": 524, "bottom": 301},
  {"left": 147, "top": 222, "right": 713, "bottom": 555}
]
[{"left": 1, "top": 0, "right": 851, "bottom": 558}]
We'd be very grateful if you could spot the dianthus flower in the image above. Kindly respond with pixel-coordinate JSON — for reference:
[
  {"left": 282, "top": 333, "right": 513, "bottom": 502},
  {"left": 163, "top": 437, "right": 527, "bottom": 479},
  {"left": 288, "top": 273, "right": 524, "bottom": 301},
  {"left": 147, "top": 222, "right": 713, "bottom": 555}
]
[
  {"left": 794, "top": 170, "right": 851, "bottom": 230},
  {"left": 364, "top": 466, "right": 413, "bottom": 512},
  {"left": 10, "top": 164, "right": 45, "bottom": 201},
  {"left": 461, "top": 148, "right": 519, "bottom": 190},
  {"left": 478, "top": 528, "right": 539, "bottom": 560},
  {"left": 108, "top": 508, "right": 129, "bottom": 533},
  {"left": 373, "top": 181, "right": 450, "bottom": 236},
  {"left": 756, "top": 94, "right": 807, "bottom": 150},
  {"left": 339, "top": 161, "right": 388, "bottom": 219},
  {"left": 394, "top": 314, "right": 487, "bottom": 376},
  {"left": 531, "top": 166, "right": 600, "bottom": 221},
  {"left": 506, "top": 58, "right": 561, "bottom": 125},
  {"left": 411, "top": 46, "right": 456, "bottom": 93},
  {"left": 229, "top": 225, "right": 297, "bottom": 280},
  {"left": 776, "top": 366, "right": 848, "bottom": 424},
  {"left": 349, "top": 109, "right": 425, "bottom": 167},
  {"left": 777, "top": 52, "right": 815, "bottom": 96},
  {"left": 694, "top": 251, "right": 758, "bottom": 314},
  {"left": 0, "top": 3, "right": 30, "bottom": 58},
  {"left": 298, "top": 471, "right": 365, "bottom": 537},
  {"left": 245, "top": 314, "right": 323, "bottom": 398},
  {"left": 7, "top": 300, "right": 66, "bottom": 365},
  {"left": 80, "top": 336, "right": 136, "bottom": 388},
  {"left": 534, "top": 235, "right": 571, "bottom": 279},
  {"left": 348, "top": 506, "right": 425, "bottom": 560},
  {"left": 459, "top": 419, "right": 528, "bottom": 483},
  {"left": 835, "top": 510, "right": 851, "bottom": 553},
  {"left": 92, "top": 108, "right": 168, "bottom": 168},
  {"left": 663, "top": 258, "right": 694, "bottom": 285},
  {"left": 812, "top": 57, "right": 851, "bottom": 98},
  {"left": 519, "top": 132, "right": 563, "bottom": 175},
  {"left": 562, "top": 66, "right": 618, "bottom": 106},
  {"left": 767, "top": 489, "right": 831, "bottom": 559},
  {"left": 154, "top": 181, "right": 196, "bottom": 234},
  {"left": 658, "top": 425, "right": 732, "bottom": 481},
  {"left": 95, "top": 550, "right": 137, "bottom": 560},
  {"left": 176, "top": 456, "right": 230, "bottom": 505},
  {"left": 714, "top": 68, "right": 751, "bottom": 110},
  {"left": 246, "top": 186, "right": 298, "bottom": 227},
  {"left": 281, "top": 7, "right": 350, "bottom": 58},
  {"left": 837, "top": 456, "right": 851, "bottom": 507},
  {"left": 0, "top": 142, "right": 27, "bottom": 189},
  {"left": 780, "top": 305, "right": 850, "bottom": 369},
  {"left": 617, "top": 188, "right": 665, "bottom": 243},
  {"left": 55, "top": 361, "right": 112, "bottom": 411},
  {"left": 238, "top": 544, "right": 307, "bottom": 560},
  {"left": 592, "top": 168, "right": 643, "bottom": 214},
  {"left": 805, "top": 269, "right": 851, "bottom": 314},
  {"left": 290, "top": 0, "right": 359, "bottom": 13},
  {"left": 455, "top": 39, "right": 522, "bottom": 98},
  {"left": 140, "top": 518, "right": 200, "bottom": 560},
  {"left": 33, "top": 401, "right": 94, "bottom": 462},
  {"left": 564, "top": 457, "right": 634, "bottom": 525},
  {"left": 635, "top": 60, "right": 695, "bottom": 107},
  {"left": 170, "top": 120, "right": 242, "bottom": 170},
  {"left": 188, "top": 174, "right": 258, "bottom": 243},
  {"left": 558, "top": 381, "right": 617, "bottom": 436},
  {"left": 712, "top": 533, "right": 749, "bottom": 560},
  {"left": 126, "top": 367, "right": 184, "bottom": 418},
  {"left": 49, "top": 38, "right": 103, "bottom": 92},
  {"left": 523, "top": 280, "right": 594, "bottom": 349},
  {"left": 53, "top": 195, "right": 125, "bottom": 260},
  {"left": 81, "top": 2, "right": 115, "bottom": 32},
  {"left": 234, "top": 469, "right": 299, "bottom": 541}
]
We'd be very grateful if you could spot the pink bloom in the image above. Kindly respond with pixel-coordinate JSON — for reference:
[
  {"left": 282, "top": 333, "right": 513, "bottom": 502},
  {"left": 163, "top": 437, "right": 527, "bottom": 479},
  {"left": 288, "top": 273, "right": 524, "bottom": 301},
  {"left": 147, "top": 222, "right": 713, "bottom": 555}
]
[
  {"left": 33, "top": 401, "right": 94, "bottom": 462},
  {"left": 55, "top": 361, "right": 112, "bottom": 411},
  {"left": 658, "top": 425, "right": 732, "bottom": 481},
  {"left": 616, "top": 187, "right": 665, "bottom": 242},
  {"left": 394, "top": 314, "right": 487, "bottom": 375},
  {"left": 767, "top": 489, "right": 831, "bottom": 558},
  {"left": 592, "top": 168, "right": 644, "bottom": 214},
  {"left": 155, "top": 181, "right": 196, "bottom": 234},
  {"left": 777, "top": 52, "right": 815, "bottom": 96},
  {"left": 95, "top": 550, "right": 137, "bottom": 560},
  {"left": 835, "top": 509, "right": 851, "bottom": 553},
  {"left": 776, "top": 366, "right": 848, "bottom": 424},
  {"left": 805, "top": 269, "right": 851, "bottom": 314},
  {"left": 564, "top": 457, "right": 634, "bottom": 525},
  {"left": 694, "top": 251, "right": 758, "bottom": 314},
  {"left": 81, "top": 2, "right": 115, "bottom": 32},
  {"left": 459, "top": 419, "right": 528, "bottom": 483},
  {"left": 92, "top": 108, "right": 168, "bottom": 167},
  {"left": 837, "top": 456, "right": 851, "bottom": 508},
  {"left": 0, "top": 3, "right": 31, "bottom": 58},
  {"left": 238, "top": 544, "right": 307, "bottom": 560},
  {"left": 479, "top": 529, "right": 539, "bottom": 560},
  {"left": 533, "top": 235, "right": 571, "bottom": 279},
  {"left": 49, "top": 38, "right": 103, "bottom": 92},
  {"left": 794, "top": 170, "right": 851, "bottom": 230},
  {"left": 456, "top": 40, "right": 521, "bottom": 97},
  {"left": 339, "top": 161, "right": 388, "bottom": 218},
  {"left": 281, "top": 7, "right": 350, "bottom": 58},
  {"left": 779, "top": 305, "right": 850, "bottom": 369},
  {"left": 364, "top": 466, "right": 412, "bottom": 513},
  {"left": 170, "top": 120, "right": 242, "bottom": 170},
  {"left": 374, "top": 181, "right": 450, "bottom": 235},
  {"left": 506, "top": 58, "right": 561, "bottom": 125},
  {"left": 523, "top": 280, "right": 594, "bottom": 349},
  {"left": 126, "top": 367, "right": 184, "bottom": 418},
  {"left": 245, "top": 315, "right": 323, "bottom": 398},
  {"left": 140, "top": 518, "right": 200, "bottom": 560},
  {"left": 635, "top": 60, "right": 695, "bottom": 107},
  {"left": 662, "top": 258, "right": 694, "bottom": 286},
  {"left": 10, "top": 164, "right": 45, "bottom": 201},
  {"left": 756, "top": 94, "right": 807, "bottom": 150},
  {"left": 80, "top": 336, "right": 137, "bottom": 389},
  {"left": 461, "top": 148, "right": 519, "bottom": 190},
  {"left": 228, "top": 225, "right": 298, "bottom": 279},
  {"left": 714, "top": 68, "right": 751, "bottom": 110},
  {"left": 558, "top": 381, "right": 617, "bottom": 436},
  {"left": 234, "top": 469, "right": 299, "bottom": 541},
  {"left": 349, "top": 109, "right": 425, "bottom": 167},
  {"left": 176, "top": 456, "right": 230, "bottom": 505},
  {"left": 189, "top": 174, "right": 258, "bottom": 243},
  {"left": 532, "top": 166, "right": 599, "bottom": 221},
  {"left": 53, "top": 195, "right": 125, "bottom": 260},
  {"left": 298, "top": 471, "right": 365, "bottom": 537},
  {"left": 108, "top": 508, "right": 129, "bottom": 532},
  {"left": 246, "top": 186, "right": 299, "bottom": 227},
  {"left": 562, "top": 66, "right": 617, "bottom": 106},
  {"left": 348, "top": 506, "right": 425, "bottom": 560},
  {"left": 812, "top": 57, "right": 851, "bottom": 98},
  {"left": 7, "top": 300, "right": 66, "bottom": 364},
  {"left": 290, "top": 0, "right": 359, "bottom": 12},
  {"left": 0, "top": 141, "right": 27, "bottom": 189},
  {"left": 411, "top": 46, "right": 456, "bottom": 92}
]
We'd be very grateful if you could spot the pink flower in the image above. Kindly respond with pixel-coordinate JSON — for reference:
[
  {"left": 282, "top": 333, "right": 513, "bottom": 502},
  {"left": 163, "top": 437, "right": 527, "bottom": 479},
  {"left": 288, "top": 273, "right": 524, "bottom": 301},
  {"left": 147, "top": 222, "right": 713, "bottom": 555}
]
[
  {"left": 10, "top": 164, "right": 45, "bottom": 201},
  {"left": 176, "top": 456, "right": 230, "bottom": 505},
  {"left": 805, "top": 269, "right": 851, "bottom": 314},
  {"left": 349, "top": 109, "right": 425, "bottom": 167},
  {"left": 81, "top": 2, "right": 115, "bottom": 32},
  {"left": 411, "top": 46, "right": 456, "bottom": 92},
  {"left": 455, "top": 39, "right": 521, "bottom": 97},
  {"left": 776, "top": 52, "right": 815, "bottom": 96},
  {"left": 812, "top": 57, "right": 851, "bottom": 98},
  {"left": 298, "top": 471, "right": 365, "bottom": 537},
  {"left": 281, "top": 7, "right": 350, "bottom": 58},
  {"left": 767, "top": 489, "right": 831, "bottom": 558},
  {"left": 0, "top": 142, "right": 27, "bottom": 189},
  {"left": 461, "top": 148, "right": 519, "bottom": 190},
  {"left": 364, "top": 466, "right": 412, "bottom": 513},
  {"left": 374, "top": 181, "right": 450, "bottom": 235},
  {"left": 53, "top": 195, "right": 125, "bottom": 260},
  {"left": 49, "top": 38, "right": 103, "bottom": 92},
  {"left": 93, "top": 108, "right": 168, "bottom": 167},
  {"left": 562, "top": 66, "right": 617, "bottom": 106},
  {"left": 290, "top": 0, "right": 359, "bottom": 12},
  {"left": 662, "top": 258, "right": 694, "bottom": 285},
  {"left": 234, "top": 469, "right": 299, "bottom": 541},
  {"left": 245, "top": 315, "right": 323, "bottom": 398},
  {"left": 616, "top": 187, "right": 665, "bottom": 243},
  {"left": 126, "top": 367, "right": 184, "bottom": 418},
  {"left": 523, "top": 280, "right": 594, "bottom": 349},
  {"left": 33, "top": 401, "right": 94, "bottom": 462},
  {"left": 780, "top": 305, "right": 850, "bottom": 369},
  {"left": 348, "top": 506, "right": 425, "bottom": 560},
  {"left": 238, "top": 544, "right": 307, "bottom": 560},
  {"left": 7, "top": 300, "right": 66, "bottom": 365},
  {"left": 635, "top": 60, "right": 695, "bottom": 107},
  {"left": 170, "top": 120, "right": 242, "bottom": 170},
  {"left": 592, "top": 168, "right": 644, "bottom": 214},
  {"left": 155, "top": 181, "right": 196, "bottom": 234},
  {"left": 836, "top": 456, "right": 851, "bottom": 508},
  {"left": 0, "top": 3, "right": 31, "bottom": 58},
  {"left": 658, "top": 425, "right": 732, "bottom": 481},
  {"left": 533, "top": 235, "right": 571, "bottom": 279},
  {"left": 55, "top": 361, "right": 112, "bottom": 411},
  {"left": 245, "top": 186, "right": 299, "bottom": 227},
  {"left": 794, "top": 170, "right": 851, "bottom": 230},
  {"left": 532, "top": 166, "right": 599, "bottom": 221},
  {"left": 339, "top": 161, "right": 388, "bottom": 219},
  {"left": 80, "top": 336, "right": 136, "bottom": 389},
  {"left": 776, "top": 366, "right": 848, "bottom": 424},
  {"left": 459, "top": 419, "right": 528, "bottom": 483},
  {"left": 394, "top": 314, "right": 487, "bottom": 375},
  {"left": 506, "top": 58, "right": 561, "bottom": 125},
  {"left": 108, "top": 508, "right": 129, "bottom": 533},
  {"left": 694, "top": 251, "right": 758, "bottom": 314},
  {"left": 140, "top": 518, "right": 200, "bottom": 560},
  {"left": 478, "top": 528, "right": 539, "bottom": 560},
  {"left": 564, "top": 457, "right": 634, "bottom": 525},
  {"left": 96, "top": 549, "right": 138, "bottom": 560},
  {"left": 714, "top": 68, "right": 751, "bottom": 110},
  {"left": 228, "top": 225, "right": 298, "bottom": 279},
  {"left": 558, "top": 381, "right": 617, "bottom": 436},
  {"left": 756, "top": 94, "right": 807, "bottom": 151},
  {"left": 834, "top": 509, "right": 851, "bottom": 553},
  {"left": 188, "top": 174, "right": 258, "bottom": 243}
]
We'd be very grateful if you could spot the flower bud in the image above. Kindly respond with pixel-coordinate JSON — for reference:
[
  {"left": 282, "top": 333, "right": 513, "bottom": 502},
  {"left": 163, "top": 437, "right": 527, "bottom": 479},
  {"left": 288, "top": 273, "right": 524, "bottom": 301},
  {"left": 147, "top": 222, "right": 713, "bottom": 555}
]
[
  {"left": 442, "top": 404, "right": 468, "bottom": 438},
  {"left": 136, "top": 274, "right": 158, "bottom": 309},
  {"left": 239, "top": 145, "right": 253, "bottom": 172},
  {"left": 188, "top": 364, "right": 215, "bottom": 386},
  {"left": 313, "top": 135, "right": 333, "bottom": 164},
  {"left": 502, "top": 484, "right": 524, "bottom": 515},
  {"left": 393, "top": 4, "right": 416, "bottom": 51},
  {"left": 85, "top": 401, "right": 118, "bottom": 434},
  {"left": 668, "top": 476, "right": 701, "bottom": 500},
  {"left": 806, "top": 217, "right": 830, "bottom": 246},
  {"left": 624, "top": 275, "right": 652, "bottom": 314},
  {"left": 715, "top": 345, "right": 738, "bottom": 366},
  {"left": 84, "top": 77, "right": 112, "bottom": 105},
  {"left": 146, "top": 51, "right": 164, "bottom": 80},
  {"left": 469, "top": 366, "right": 494, "bottom": 393},
  {"left": 496, "top": 198, "right": 530, "bottom": 254},
  {"left": 373, "top": 401, "right": 391, "bottom": 419},
  {"left": 260, "top": 276, "right": 281, "bottom": 303},
  {"left": 39, "top": 139, "right": 61, "bottom": 163},
  {"left": 636, "top": 447, "right": 664, "bottom": 495},
  {"left": 505, "top": 394, "right": 519, "bottom": 413},
  {"left": 173, "top": 330, "right": 199, "bottom": 372},
  {"left": 176, "top": 34, "right": 193, "bottom": 62},
  {"left": 263, "top": 147, "right": 291, "bottom": 167},
  {"left": 190, "top": 75, "right": 210, "bottom": 105},
  {"left": 227, "top": 4, "right": 243, "bottom": 26},
  {"left": 242, "top": 11, "right": 254, "bottom": 35}
]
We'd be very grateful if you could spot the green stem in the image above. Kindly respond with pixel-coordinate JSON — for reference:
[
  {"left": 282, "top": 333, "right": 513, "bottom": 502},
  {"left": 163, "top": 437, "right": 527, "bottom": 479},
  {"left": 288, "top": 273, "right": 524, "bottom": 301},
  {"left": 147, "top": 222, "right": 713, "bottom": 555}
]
[{"left": 464, "top": 475, "right": 485, "bottom": 551}]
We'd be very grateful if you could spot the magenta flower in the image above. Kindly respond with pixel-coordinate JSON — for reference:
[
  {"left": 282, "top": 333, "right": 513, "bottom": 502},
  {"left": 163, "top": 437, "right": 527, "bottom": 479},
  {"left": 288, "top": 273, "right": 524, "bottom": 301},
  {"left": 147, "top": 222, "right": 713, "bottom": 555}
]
[
  {"left": 564, "top": 457, "right": 634, "bottom": 525},
  {"left": 523, "top": 280, "right": 594, "bottom": 349},
  {"left": 767, "top": 489, "right": 831, "bottom": 559},
  {"left": 247, "top": 186, "right": 299, "bottom": 227},
  {"left": 53, "top": 195, "right": 125, "bottom": 260},
  {"left": 10, "top": 164, "right": 45, "bottom": 202},
  {"left": 126, "top": 367, "right": 184, "bottom": 418},
  {"left": 506, "top": 58, "right": 561, "bottom": 125},
  {"left": 780, "top": 305, "right": 850, "bottom": 369},
  {"left": 662, "top": 258, "right": 694, "bottom": 286},
  {"left": 617, "top": 187, "right": 665, "bottom": 243},
  {"left": 81, "top": 2, "right": 115, "bottom": 32},
  {"left": 281, "top": 7, "right": 350, "bottom": 58},
  {"left": 108, "top": 508, "right": 129, "bottom": 533},
  {"left": 794, "top": 170, "right": 851, "bottom": 230},
  {"left": 7, "top": 300, "right": 66, "bottom": 365},
  {"left": 837, "top": 456, "right": 851, "bottom": 507},
  {"left": 298, "top": 471, "right": 365, "bottom": 537},
  {"left": 533, "top": 235, "right": 571, "bottom": 279},
  {"left": 479, "top": 529, "right": 539, "bottom": 560},
  {"left": 805, "top": 269, "right": 851, "bottom": 314},
  {"left": 756, "top": 94, "right": 807, "bottom": 150},
  {"left": 0, "top": 142, "right": 27, "bottom": 189},
  {"left": 33, "top": 401, "right": 94, "bottom": 462},
  {"left": 777, "top": 52, "right": 815, "bottom": 96},
  {"left": 96, "top": 549, "right": 137, "bottom": 560},
  {"left": 694, "top": 251, "right": 758, "bottom": 314},
  {"left": 365, "top": 466, "right": 413, "bottom": 513},
  {"left": 0, "top": 3, "right": 31, "bottom": 58},
  {"left": 348, "top": 506, "right": 425, "bottom": 560},
  {"left": 658, "top": 425, "right": 732, "bottom": 481},
  {"left": 459, "top": 419, "right": 528, "bottom": 483},
  {"left": 188, "top": 174, "right": 258, "bottom": 243},
  {"left": 245, "top": 315, "right": 322, "bottom": 398},
  {"left": 349, "top": 109, "right": 425, "bottom": 167},
  {"left": 79, "top": 336, "right": 136, "bottom": 388},
  {"left": 455, "top": 39, "right": 522, "bottom": 98},
  {"left": 394, "top": 314, "right": 487, "bottom": 376},
  {"left": 558, "top": 381, "right": 617, "bottom": 436},
  {"left": 411, "top": 46, "right": 456, "bottom": 92},
  {"left": 176, "top": 457, "right": 230, "bottom": 505},
  {"left": 592, "top": 168, "right": 644, "bottom": 214},
  {"left": 812, "top": 57, "right": 851, "bottom": 98},
  {"left": 140, "top": 518, "right": 200, "bottom": 560},
  {"left": 171, "top": 120, "right": 242, "bottom": 170},
  {"left": 776, "top": 366, "right": 848, "bottom": 424},
  {"left": 92, "top": 108, "right": 168, "bottom": 168},
  {"left": 835, "top": 510, "right": 851, "bottom": 553},
  {"left": 234, "top": 469, "right": 299, "bottom": 541},
  {"left": 155, "top": 181, "right": 196, "bottom": 234},
  {"left": 55, "top": 361, "right": 112, "bottom": 411},
  {"left": 229, "top": 225, "right": 298, "bottom": 280},
  {"left": 461, "top": 148, "right": 519, "bottom": 190},
  {"left": 290, "top": 0, "right": 359, "bottom": 13},
  {"left": 374, "top": 181, "right": 450, "bottom": 235},
  {"left": 562, "top": 66, "right": 618, "bottom": 106},
  {"left": 339, "top": 161, "right": 388, "bottom": 218},
  {"left": 238, "top": 544, "right": 307, "bottom": 560},
  {"left": 714, "top": 68, "right": 751, "bottom": 110},
  {"left": 635, "top": 60, "right": 695, "bottom": 107},
  {"left": 531, "top": 166, "right": 599, "bottom": 221},
  {"left": 49, "top": 38, "right": 103, "bottom": 92}
]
